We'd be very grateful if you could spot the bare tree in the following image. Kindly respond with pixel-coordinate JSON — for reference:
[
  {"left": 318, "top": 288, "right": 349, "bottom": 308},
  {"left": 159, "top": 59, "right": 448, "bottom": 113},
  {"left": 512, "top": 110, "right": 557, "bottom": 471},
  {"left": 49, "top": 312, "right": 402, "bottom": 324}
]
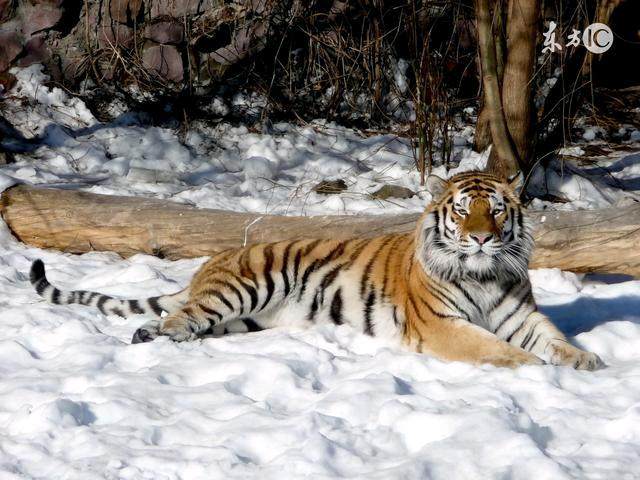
[{"left": 474, "top": 0, "right": 522, "bottom": 178}]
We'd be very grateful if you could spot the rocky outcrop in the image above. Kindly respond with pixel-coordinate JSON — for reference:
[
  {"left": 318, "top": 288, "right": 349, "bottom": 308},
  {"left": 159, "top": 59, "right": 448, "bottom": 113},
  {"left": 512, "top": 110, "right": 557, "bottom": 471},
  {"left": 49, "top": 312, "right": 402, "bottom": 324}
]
[{"left": 0, "top": 0, "right": 295, "bottom": 93}]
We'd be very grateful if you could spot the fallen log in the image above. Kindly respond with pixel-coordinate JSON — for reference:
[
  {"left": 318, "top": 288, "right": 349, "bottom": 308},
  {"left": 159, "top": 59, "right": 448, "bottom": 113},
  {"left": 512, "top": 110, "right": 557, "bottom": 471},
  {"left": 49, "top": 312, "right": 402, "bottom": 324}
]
[{"left": 1, "top": 184, "right": 639, "bottom": 276}]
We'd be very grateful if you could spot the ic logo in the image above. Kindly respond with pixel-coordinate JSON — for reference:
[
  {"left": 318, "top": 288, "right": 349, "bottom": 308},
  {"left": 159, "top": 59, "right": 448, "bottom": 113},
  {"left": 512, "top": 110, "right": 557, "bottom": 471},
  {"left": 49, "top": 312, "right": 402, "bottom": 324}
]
[{"left": 582, "top": 23, "right": 614, "bottom": 54}]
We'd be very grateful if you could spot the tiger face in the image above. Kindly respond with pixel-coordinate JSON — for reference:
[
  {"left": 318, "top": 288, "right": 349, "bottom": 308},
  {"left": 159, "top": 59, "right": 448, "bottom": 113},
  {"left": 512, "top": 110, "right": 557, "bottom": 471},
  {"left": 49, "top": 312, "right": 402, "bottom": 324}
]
[{"left": 418, "top": 172, "right": 533, "bottom": 282}]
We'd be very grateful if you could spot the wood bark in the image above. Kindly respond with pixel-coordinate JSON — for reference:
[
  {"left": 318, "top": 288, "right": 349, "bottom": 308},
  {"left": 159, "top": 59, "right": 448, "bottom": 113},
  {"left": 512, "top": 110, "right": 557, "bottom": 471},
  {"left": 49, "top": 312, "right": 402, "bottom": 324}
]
[
  {"left": 474, "top": 0, "right": 520, "bottom": 178},
  {"left": 2, "top": 185, "right": 639, "bottom": 277},
  {"left": 474, "top": 0, "right": 505, "bottom": 154},
  {"left": 499, "top": 0, "right": 539, "bottom": 172}
]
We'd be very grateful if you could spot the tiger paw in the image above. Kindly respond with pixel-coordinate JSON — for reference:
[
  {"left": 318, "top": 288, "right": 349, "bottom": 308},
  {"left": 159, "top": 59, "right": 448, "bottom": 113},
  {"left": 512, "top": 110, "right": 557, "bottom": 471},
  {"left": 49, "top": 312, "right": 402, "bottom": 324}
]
[
  {"left": 548, "top": 341, "right": 605, "bottom": 371},
  {"left": 158, "top": 317, "right": 200, "bottom": 342},
  {"left": 131, "top": 320, "right": 161, "bottom": 344},
  {"left": 161, "top": 325, "right": 198, "bottom": 342}
]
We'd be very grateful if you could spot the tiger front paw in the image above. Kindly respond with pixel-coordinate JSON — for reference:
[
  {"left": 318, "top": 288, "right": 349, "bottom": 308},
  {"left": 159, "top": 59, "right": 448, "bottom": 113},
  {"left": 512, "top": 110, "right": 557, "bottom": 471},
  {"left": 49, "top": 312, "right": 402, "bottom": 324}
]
[
  {"left": 131, "top": 320, "right": 161, "bottom": 344},
  {"left": 158, "top": 317, "right": 200, "bottom": 342},
  {"left": 131, "top": 319, "right": 198, "bottom": 344},
  {"left": 548, "top": 340, "right": 604, "bottom": 371}
]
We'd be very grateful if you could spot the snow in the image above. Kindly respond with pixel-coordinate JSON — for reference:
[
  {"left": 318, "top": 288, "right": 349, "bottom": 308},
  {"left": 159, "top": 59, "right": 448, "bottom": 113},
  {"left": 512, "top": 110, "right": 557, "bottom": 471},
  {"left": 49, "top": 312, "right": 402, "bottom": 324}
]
[
  {"left": 1, "top": 65, "right": 640, "bottom": 479},
  {"left": 2, "top": 66, "right": 490, "bottom": 216}
]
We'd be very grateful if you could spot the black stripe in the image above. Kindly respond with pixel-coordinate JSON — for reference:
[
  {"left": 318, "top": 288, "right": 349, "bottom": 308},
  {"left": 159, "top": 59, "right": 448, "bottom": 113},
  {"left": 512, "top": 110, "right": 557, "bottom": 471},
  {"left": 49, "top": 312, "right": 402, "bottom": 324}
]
[
  {"left": 419, "top": 276, "right": 469, "bottom": 319},
  {"left": 487, "top": 281, "right": 518, "bottom": 313},
  {"left": 281, "top": 242, "right": 294, "bottom": 297},
  {"left": 456, "top": 179, "right": 481, "bottom": 189},
  {"left": 86, "top": 291, "right": 100, "bottom": 305},
  {"left": 260, "top": 245, "right": 275, "bottom": 311},
  {"left": 459, "top": 185, "right": 496, "bottom": 195},
  {"left": 517, "top": 208, "right": 523, "bottom": 231},
  {"left": 443, "top": 227, "right": 455, "bottom": 240},
  {"left": 210, "top": 290, "right": 234, "bottom": 311},
  {"left": 318, "top": 263, "right": 345, "bottom": 304},
  {"left": 330, "top": 289, "right": 343, "bottom": 325},
  {"left": 505, "top": 323, "right": 526, "bottom": 344},
  {"left": 415, "top": 292, "right": 453, "bottom": 318},
  {"left": 451, "top": 280, "right": 481, "bottom": 315},
  {"left": 148, "top": 297, "right": 164, "bottom": 316},
  {"left": 495, "top": 290, "right": 531, "bottom": 335},
  {"left": 97, "top": 295, "right": 109, "bottom": 313},
  {"left": 407, "top": 291, "right": 421, "bottom": 317},
  {"left": 215, "top": 281, "right": 244, "bottom": 313},
  {"left": 243, "top": 265, "right": 258, "bottom": 287},
  {"left": 392, "top": 306, "right": 399, "bottom": 326},
  {"left": 504, "top": 302, "right": 534, "bottom": 342},
  {"left": 239, "top": 246, "right": 258, "bottom": 285},
  {"left": 364, "top": 290, "right": 376, "bottom": 335},
  {"left": 303, "top": 239, "right": 323, "bottom": 255},
  {"left": 528, "top": 333, "right": 542, "bottom": 352},
  {"left": 433, "top": 210, "right": 441, "bottom": 235},
  {"left": 199, "top": 304, "right": 223, "bottom": 320},
  {"left": 51, "top": 288, "right": 61, "bottom": 304},
  {"left": 293, "top": 248, "right": 303, "bottom": 288},
  {"left": 112, "top": 307, "right": 125, "bottom": 317},
  {"left": 381, "top": 237, "right": 402, "bottom": 296},
  {"left": 242, "top": 318, "right": 263, "bottom": 332},
  {"left": 521, "top": 321, "right": 541, "bottom": 349},
  {"left": 360, "top": 237, "right": 395, "bottom": 298},
  {"left": 129, "top": 299, "right": 145, "bottom": 314},
  {"left": 237, "top": 278, "right": 258, "bottom": 311},
  {"left": 35, "top": 279, "right": 48, "bottom": 296},
  {"left": 308, "top": 292, "right": 320, "bottom": 322},
  {"left": 349, "top": 239, "right": 372, "bottom": 263},
  {"left": 298, "top": 242, "right": 347, "bottom": 301}
]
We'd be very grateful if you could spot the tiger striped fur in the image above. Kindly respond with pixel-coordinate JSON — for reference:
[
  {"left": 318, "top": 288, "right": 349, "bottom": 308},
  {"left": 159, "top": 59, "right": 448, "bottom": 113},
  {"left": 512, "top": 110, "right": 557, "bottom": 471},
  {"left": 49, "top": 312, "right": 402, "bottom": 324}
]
[{"left": 30, "top": 171, "right": 603, "bottom": 370}]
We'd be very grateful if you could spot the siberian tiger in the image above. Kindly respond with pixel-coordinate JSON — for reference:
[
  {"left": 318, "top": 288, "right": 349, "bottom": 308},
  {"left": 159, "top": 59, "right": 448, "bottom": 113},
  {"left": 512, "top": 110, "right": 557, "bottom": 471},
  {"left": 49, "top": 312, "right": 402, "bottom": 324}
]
[{"left": 30, "top": 171, "right": 603, "bottom": 370}]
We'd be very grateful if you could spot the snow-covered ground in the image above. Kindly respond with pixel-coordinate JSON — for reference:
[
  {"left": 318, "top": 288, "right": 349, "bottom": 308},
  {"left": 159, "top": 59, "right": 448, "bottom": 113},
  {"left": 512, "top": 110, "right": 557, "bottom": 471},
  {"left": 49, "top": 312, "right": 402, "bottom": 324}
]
[{"left": 1, "top": 65, "right": 640, "bottom": 479}]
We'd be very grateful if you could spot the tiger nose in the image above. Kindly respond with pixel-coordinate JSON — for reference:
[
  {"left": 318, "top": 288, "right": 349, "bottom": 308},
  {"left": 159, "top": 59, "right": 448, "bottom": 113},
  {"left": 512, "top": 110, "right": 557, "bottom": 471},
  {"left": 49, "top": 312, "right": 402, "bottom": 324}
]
[{"left": 470, "top": 233, "right": 493, "bottom": 245}]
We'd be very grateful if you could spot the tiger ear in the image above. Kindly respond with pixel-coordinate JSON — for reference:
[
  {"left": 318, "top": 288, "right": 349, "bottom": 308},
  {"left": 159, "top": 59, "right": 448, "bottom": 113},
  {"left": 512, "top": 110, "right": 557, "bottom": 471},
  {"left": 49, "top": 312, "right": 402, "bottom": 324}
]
[
  {"left": 425, "top": 175, "right": 448, "bottom": 200},
  {"left": 507, "top": 172, "right": 524, "bottom": 195}
]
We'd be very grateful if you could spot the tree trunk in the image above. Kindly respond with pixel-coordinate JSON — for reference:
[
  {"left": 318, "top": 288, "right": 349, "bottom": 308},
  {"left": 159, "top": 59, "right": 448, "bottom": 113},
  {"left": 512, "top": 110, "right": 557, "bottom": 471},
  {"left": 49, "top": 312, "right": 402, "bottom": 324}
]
[
  {"left": 498, "top": 0, "right": 540, "bottom": 173},
  {"left": 474, "top": 0, "right": 505, "bottom": 154},
  {"left": 2, "top": 185, "right": 639, "bottom": 276},
  {"left": 474, "top": 0, "right": 520, "bottom": 178},
  {"left": 474, "top": 102, "right": 493, "bottom": 153}
]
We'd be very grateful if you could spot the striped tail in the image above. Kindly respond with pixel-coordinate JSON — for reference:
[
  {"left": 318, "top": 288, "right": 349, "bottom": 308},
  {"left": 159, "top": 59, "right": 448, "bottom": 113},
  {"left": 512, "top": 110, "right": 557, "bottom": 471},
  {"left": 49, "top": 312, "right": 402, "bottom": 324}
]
[{"left": 30, "top": 259, "right": 188, "bottom": 318}]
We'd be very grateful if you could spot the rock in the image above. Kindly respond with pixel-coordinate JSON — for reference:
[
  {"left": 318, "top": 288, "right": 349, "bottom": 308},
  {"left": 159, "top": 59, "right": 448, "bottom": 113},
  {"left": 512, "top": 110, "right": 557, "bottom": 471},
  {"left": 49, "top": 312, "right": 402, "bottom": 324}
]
[
  {"left": 0, "top": 27, "right": 23, "bottom": 72},
  {"left": 0, "top": 0, "right": 15, "bottom": 22},
  {"left": 208, "top": 22, "right": 268, "bottom": 66},
  {"left": 313, "top": 179, "right": 348, "bottom": 195},
  {"left": 109, "top": 0, "right": 143, "bottom": 24},
  {"left": 142, "top": 44, "right": 184, "bottom": 83},
  {"left": 0, "top": 150, "right": 14, "bottom": 164},
  {"left": 370, "top": 184, "right": 415, "bottom": 200},
  {"left": 148, "top": 0, "right": 206, "bottom": 18},
  {"left": 144, "top": 21, "right": 183, "bottom": 45},
  {"left": 0, "top": 71, "right": 17, "bottom": 92},
  {"left": 16, "top": 34, "right": 49, "bottom": 67},
  {"left": 18, "top": 2, "right": 62, "bottom": 36},
  {"left": 198, "top": 52, "right": 230, "bottom": 85},
  {"left": 97, "top": 23, "right": 135, "bottom": 49}
]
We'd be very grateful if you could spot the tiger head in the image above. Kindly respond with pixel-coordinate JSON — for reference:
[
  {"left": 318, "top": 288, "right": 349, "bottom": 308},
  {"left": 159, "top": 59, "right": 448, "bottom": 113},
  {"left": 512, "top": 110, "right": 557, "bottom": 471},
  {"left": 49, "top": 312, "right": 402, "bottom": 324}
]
[{"left": 416, "top": 171, "right": 533, "bottom": 282}]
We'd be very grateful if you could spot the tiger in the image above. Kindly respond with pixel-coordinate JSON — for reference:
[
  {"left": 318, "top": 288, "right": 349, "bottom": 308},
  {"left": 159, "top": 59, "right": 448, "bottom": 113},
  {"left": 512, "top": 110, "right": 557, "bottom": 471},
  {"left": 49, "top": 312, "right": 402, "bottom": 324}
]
[{"left": 29, "top": 171, "right": 603, "bottom": 370}]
